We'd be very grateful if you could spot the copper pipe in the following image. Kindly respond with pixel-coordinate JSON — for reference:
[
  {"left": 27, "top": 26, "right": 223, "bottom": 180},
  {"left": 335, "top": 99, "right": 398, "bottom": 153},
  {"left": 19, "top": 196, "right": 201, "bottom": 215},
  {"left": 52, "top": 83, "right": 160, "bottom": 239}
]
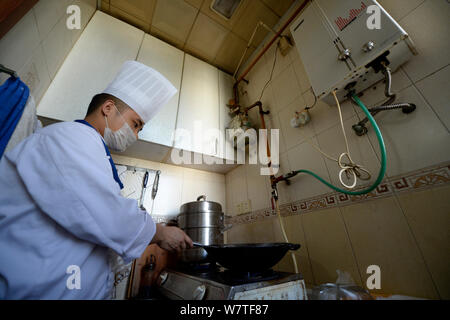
[{"left": 244, "top": 101, "right": 271, "bottom": 163}]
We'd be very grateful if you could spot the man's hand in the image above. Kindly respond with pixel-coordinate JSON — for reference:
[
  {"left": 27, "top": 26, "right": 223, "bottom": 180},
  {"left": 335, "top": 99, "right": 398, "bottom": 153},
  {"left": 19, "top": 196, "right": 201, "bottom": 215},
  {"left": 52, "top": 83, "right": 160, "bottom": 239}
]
[{"left": 151, "top": 224, "right": 193, "bottom": 253}]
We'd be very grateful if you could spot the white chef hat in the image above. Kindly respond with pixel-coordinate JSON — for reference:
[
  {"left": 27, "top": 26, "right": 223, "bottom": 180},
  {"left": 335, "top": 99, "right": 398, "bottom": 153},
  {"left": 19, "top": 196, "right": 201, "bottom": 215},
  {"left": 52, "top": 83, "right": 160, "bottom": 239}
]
[{"left": 102, "top": 60, "right": 177, "bottom": 123}]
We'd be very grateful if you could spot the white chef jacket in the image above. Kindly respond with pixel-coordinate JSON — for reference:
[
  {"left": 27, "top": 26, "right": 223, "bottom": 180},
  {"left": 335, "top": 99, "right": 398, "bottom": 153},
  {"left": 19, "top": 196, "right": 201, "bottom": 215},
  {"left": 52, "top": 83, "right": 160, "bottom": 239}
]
[{"left": 0, "top": 121, "right": 156, "bottom": 299}]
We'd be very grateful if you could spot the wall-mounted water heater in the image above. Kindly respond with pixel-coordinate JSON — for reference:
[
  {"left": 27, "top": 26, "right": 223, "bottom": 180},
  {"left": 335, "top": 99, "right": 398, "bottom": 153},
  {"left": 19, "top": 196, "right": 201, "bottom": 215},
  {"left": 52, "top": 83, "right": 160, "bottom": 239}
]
[{"left": 290, "top": 0, "right": 417, "bottom": 105}]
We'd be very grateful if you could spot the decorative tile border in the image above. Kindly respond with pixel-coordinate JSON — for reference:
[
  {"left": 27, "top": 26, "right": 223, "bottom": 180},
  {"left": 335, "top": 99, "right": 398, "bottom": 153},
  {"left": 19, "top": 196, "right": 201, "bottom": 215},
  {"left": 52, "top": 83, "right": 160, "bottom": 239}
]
[{"left": 227, "top": 162, "right": 450, "bottom": 226}]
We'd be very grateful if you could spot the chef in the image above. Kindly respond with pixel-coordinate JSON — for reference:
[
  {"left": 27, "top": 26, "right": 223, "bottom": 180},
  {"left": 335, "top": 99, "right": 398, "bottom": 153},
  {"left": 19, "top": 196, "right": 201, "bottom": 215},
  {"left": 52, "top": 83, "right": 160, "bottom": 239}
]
[{"left": 0, "top": 61, "right": 193, "bottom": 299}]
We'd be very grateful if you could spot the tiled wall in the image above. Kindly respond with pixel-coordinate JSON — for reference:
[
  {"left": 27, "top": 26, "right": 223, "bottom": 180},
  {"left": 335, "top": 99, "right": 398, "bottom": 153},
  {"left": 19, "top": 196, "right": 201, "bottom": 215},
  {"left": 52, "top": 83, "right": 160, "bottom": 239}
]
[
  {"left": 225, "top": 0, "right": 450, "bottom": 299},
  {"left": 111, "top": 154, "right": 226, "bottom": 219},
  {"left": 0, "top": 0, "right": 97, "bottom": 104}
]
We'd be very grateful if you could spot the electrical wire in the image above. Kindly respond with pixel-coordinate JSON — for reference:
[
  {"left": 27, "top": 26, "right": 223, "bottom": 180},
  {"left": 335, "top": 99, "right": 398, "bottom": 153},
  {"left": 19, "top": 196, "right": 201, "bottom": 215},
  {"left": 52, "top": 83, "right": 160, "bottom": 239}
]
[
  {"left": 292, "top": 91, "right": 372, "bottom": 189},
  {"left": 305, "top": 87, "right": 318, "bottom": 110},
  {"left": 258, "top": 42, "right": 279, "bottom": 102},
  {"left": 287, "top": 94, "right": 387, "bottom": 196},
  {"left": 275, "top": 198, "right": 298, "bottom": 274}
]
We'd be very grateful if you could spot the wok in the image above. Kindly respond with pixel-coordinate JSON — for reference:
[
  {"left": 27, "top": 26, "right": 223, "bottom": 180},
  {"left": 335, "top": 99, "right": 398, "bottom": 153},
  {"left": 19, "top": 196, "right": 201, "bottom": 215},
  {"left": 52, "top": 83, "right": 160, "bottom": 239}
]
[{"left": 192, "top": 242, "right": 300, "bottom": 272}]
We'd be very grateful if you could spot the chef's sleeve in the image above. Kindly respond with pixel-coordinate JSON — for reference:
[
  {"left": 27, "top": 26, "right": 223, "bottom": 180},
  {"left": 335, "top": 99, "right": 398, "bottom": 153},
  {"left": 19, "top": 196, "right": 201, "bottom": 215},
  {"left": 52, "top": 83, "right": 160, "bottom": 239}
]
[{"left": 9, "top": 126, "right": 155, "bottom": 263}]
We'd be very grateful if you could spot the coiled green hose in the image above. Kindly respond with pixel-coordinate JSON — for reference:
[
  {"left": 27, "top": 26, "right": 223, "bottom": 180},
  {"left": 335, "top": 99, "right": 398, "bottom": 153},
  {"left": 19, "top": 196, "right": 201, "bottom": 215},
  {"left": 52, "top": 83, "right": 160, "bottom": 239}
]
[{"left": 292, "top": 94, "right": 387, "bottom": 196}]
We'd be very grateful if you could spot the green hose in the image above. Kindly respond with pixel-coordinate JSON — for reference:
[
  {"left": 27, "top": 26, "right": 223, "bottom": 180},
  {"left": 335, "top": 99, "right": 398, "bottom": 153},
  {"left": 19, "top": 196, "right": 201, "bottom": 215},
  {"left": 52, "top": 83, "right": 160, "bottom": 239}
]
[{"left": 292, "top": 94, "right": 387, "bottom": 196}]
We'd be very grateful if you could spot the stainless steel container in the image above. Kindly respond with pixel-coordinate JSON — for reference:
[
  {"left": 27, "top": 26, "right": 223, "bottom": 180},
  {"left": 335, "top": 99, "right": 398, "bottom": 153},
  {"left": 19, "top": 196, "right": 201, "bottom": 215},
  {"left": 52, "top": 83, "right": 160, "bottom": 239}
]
[{"left": 177, "top": 195, "right": 231, "bottom": 263}]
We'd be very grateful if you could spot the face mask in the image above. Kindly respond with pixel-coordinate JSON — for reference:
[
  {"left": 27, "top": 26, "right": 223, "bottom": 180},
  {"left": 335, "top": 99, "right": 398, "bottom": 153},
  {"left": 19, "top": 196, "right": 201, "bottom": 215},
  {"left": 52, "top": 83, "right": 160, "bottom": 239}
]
[{"left": 103, "top": 106, "right": 137, "bottom": 152}]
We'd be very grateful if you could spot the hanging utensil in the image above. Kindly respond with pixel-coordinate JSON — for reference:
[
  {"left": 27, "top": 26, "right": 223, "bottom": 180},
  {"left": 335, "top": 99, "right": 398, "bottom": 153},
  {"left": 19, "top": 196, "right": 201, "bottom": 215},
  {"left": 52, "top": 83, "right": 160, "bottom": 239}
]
[
  {"left": 151, "top": 170, "right": 160, "bottom": 200},
  {"left": 139, "top": 171, "right": 149, "bottom": 210}
]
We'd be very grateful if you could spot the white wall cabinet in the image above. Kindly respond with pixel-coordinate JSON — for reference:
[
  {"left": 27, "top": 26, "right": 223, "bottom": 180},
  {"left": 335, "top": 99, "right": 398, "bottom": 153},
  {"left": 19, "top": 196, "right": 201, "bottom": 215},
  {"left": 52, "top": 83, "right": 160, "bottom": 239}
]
[
  {"left": 37, "top": 11, "right": 144, "bottom": 121},
  {"left": 174, "top": 54, "right": 220, "bottom": 156},
  {"left": 136, "top": 34, "right": 184, "bottom": 148},
  {"left": 36, "top": 11, "right": 238, "bottom": 173}
]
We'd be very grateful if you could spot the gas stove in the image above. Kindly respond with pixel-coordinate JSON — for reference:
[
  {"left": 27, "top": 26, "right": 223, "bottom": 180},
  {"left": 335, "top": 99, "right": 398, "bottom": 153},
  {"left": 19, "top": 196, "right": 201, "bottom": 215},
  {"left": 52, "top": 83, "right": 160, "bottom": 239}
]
[{"left": 156, "top": 264, "right": 307, "bottom": 300}]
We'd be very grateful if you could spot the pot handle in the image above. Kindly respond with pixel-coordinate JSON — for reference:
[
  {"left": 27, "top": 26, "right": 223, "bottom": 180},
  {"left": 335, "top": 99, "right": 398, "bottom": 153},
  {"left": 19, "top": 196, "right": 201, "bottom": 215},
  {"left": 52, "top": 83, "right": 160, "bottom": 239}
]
[
  {"left": 286, "top": 243, "right": 301, "bottom": 251},
  {"left": 197, "top": 195, "right": 207, "bottom": 202},
  {"left": 220, "top": 224, "right": 233, "bottom": 233}
]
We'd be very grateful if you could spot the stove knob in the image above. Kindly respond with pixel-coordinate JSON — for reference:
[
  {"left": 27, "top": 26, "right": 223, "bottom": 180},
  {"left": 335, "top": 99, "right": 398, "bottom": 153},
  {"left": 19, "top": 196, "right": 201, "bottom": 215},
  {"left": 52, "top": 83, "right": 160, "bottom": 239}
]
[
  {"left": 192, "top": 285, "right": 206, "bottom": 300},
  {"left": 159, "top": 271, "right": 168, "bottom": 286}
]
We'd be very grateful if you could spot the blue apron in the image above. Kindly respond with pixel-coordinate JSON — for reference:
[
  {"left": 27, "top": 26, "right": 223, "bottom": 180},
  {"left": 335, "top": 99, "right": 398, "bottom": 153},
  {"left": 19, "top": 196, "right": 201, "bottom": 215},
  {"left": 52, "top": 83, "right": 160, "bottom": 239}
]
[
  {"left": 0, "top": 77, "right": 30, "bottom": 158},
  {"left": 75, "top": 120, "right": 124, "bottom": 190}
]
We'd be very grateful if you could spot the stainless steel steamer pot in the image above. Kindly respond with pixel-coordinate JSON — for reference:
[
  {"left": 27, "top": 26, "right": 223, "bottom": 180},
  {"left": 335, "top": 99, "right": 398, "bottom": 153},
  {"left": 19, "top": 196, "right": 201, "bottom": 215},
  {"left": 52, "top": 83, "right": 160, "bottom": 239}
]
[{"left": 177, "top": 195, "right": 231, "bottom": 263}]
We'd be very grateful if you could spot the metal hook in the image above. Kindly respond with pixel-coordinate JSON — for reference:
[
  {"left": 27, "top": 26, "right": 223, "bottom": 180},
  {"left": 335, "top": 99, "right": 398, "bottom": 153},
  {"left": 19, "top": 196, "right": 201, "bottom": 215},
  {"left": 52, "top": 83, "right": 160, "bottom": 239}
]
[{"left": 0, "top": 64, "right": 18, "bottom": 78}]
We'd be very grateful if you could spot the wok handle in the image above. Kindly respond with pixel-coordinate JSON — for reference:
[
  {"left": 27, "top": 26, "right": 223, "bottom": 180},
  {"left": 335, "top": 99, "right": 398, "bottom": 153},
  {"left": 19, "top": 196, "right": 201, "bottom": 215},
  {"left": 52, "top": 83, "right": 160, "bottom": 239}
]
[
  {"left": 286, "top": 243, "right": 301, "bottom": 251},
  {"left": 192, "top": 242, "right": 206, "bottom": 248}
]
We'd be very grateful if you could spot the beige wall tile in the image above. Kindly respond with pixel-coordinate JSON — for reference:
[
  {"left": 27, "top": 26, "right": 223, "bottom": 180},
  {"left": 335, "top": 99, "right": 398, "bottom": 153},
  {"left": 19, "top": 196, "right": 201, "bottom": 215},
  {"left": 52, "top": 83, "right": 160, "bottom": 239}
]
[
  {"left": 271, "top": 66, "right": 302, "bottom": 111},
  {"left": 101, "top": 0, "right": 110, "bottom": 13},
  {"left": 110, "top": 4, "right": 150, "bottom": 32},
  {"left": 0, "top": 11, "right": 40, "bottom": 78},
  {"left": 396, "top": 185, "right": 450, "bottom": 299},
  {"left": 260, "top": 0, "right": 295, "bottom": 17},
  {"left": 272, "top": 215, "right": 315, "bottom": 285},
  {"left": 226, "top": 219, "right": 275, "bottom": 244},
  {"left": 226, "top": 165, "right": 249, "bottom": 216},
  {"left": 286, "top": 138, "right": 332, "bottom": 200},
  {"left": 415, "top": 65, "right": 450, "bottom": 131},
  {"left": 377, "top": 0, "right": 426, "bottom": 21},
  {"left": 151, "top": 0, "right": 198, "bottom": 44},
  {"left": 316, "top": 114, "right": 382, "bottom": 188},
  {"left": 33, "top": 0, "right": 71, "bottom": 41},
  {"left": 341, "top": 197, "right": 439, "bottom": 299},
  {"left": 301, "top": 208, "right": 362, "bottom": 286},
  {"left": 399, "top": 0, "right": 450, "bottom": 82},
  {"left": 199, "top": 0, "right": 247, "bottom": 30},
  {"left": 185, "top": 12, "right": 229, "bottom": 62},
  {"left": 42, "top": 15, "right": 73, "bottom": 79},
  {"left": 214, "top": 32, "right": 251, "bottom": 74},
  {"left": 150, "top": 26, "right": 186, "bottom": 50},
  {"left": 244, "top": 163, "right": 272, "bottom": 211},
  {"left": 231, "top": 0, "right": 279, "bottom": 46},
  {"left": 365, "top": 85, "right": 450, "bottom": 177},
  {"left": 185, "top": 0, "right": 204, "bottom": 9},
  {"left": 18, "top": 44, "right": 51, "bottom": 104},
  {"left": 277, "top": 95, "right": 313, "bottom": 150},
  {"left": 110, "top": 0, "right": 156, "bottom": 23}
]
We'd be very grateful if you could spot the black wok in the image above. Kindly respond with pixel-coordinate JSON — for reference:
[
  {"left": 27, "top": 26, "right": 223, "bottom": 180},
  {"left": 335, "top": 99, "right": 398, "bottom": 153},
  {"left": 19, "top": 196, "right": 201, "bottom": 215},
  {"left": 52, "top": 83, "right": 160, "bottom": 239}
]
[{"left": 193, "top": 242, "right": 300, "bottom": 272}]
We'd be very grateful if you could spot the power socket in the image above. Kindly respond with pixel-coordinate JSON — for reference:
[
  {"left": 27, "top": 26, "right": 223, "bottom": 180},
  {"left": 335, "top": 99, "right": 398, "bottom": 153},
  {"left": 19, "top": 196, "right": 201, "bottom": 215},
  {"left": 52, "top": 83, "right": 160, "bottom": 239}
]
[{"left": 236, "top": 199, "right": 252, "bottom": 215}]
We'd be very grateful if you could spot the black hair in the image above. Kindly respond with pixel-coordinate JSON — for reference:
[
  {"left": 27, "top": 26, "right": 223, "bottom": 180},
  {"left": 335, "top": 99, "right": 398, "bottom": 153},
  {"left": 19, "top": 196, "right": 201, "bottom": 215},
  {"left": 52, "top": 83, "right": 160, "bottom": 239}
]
[{"left": 85, "top": 93, "right": 128, "bottom": 117}]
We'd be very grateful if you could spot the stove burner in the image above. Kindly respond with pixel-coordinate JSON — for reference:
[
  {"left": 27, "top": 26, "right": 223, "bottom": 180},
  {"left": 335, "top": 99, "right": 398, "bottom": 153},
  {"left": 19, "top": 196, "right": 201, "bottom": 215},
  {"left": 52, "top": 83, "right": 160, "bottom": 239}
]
[{"left": 219, "top": 269, "right": 279, "bottom": 284}]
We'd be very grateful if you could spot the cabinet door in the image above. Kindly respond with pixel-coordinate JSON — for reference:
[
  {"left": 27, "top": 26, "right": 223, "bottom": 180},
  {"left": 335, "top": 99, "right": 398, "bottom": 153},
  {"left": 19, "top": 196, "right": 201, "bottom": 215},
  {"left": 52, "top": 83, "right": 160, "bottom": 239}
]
[
  {"left": 175, "top": 54, "right": 219, "bottom": 156},
  {"left": 218, "top": 70, "right": 235, "bottom": 162},
  {"left": 136, "top": 34, "right": 184, "bottom": 147},
  {"left": 37, "top": 11, "right": 144, "bottom": 121}
]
